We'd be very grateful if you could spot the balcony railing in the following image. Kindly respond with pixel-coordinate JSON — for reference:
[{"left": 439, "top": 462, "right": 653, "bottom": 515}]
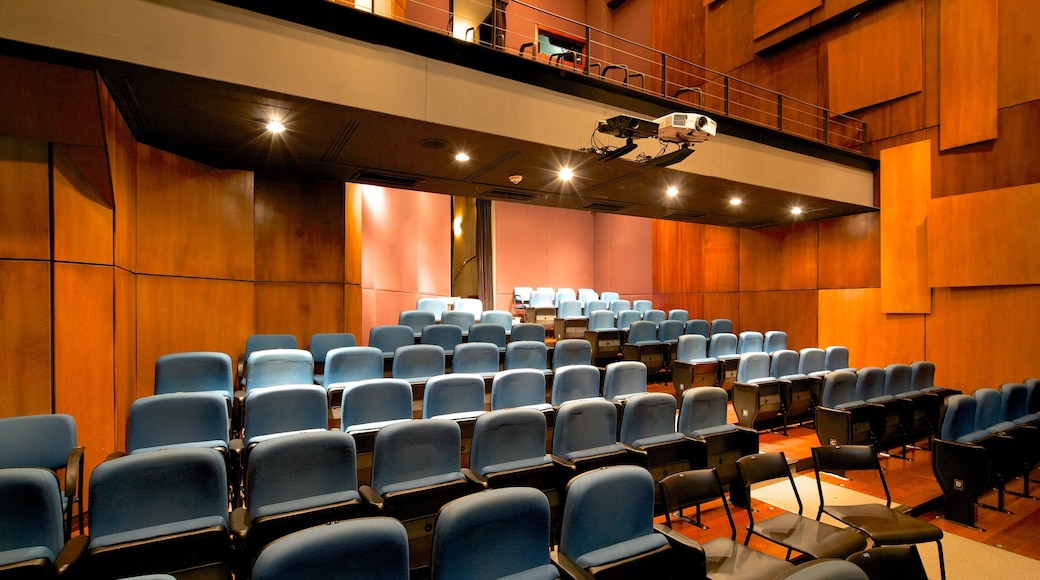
[{"left": 343, "top": 0, "right": 867, "bottom": 153}]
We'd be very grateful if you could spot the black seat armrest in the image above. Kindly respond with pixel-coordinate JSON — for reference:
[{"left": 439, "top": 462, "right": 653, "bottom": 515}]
[
  {"left": 550, "top": 550, "right": 594, "bottom": 580},
  {"left": 461, "top": 467, "right": 489, "bottom": 488},
  {"left": 54, "top": 534, "right": 88, "bottom": 575},
  {"left": 229, "top": 507, "right": 250, "bottom": 545},
  {"left": 359, "top": 485, "right": 384, "bottom": 510}
]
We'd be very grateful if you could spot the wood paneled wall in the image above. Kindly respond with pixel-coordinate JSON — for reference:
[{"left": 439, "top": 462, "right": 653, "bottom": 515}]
[
  {"left": 880, "top": 140, "right": 930, "bottom": 313},
  {"left": 938, "top": 0, "right": 997, "bottom": 150}
]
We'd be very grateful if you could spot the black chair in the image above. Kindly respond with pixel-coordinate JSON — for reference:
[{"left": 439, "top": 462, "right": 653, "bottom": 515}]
[{"left": 846, "top": 545, "right": 928, "bottom": 580}]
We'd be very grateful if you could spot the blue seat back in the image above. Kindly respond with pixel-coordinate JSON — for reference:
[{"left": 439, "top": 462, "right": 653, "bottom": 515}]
[
  {"left": 1000, "top": 383, "right": 1030, "bottom": 422},
  {"left": 452, "top": 342, "right": 500, "bottom": 374},
  {"left": 423, "top": 374, "right": 486, "bottom": 418},
  {"left": 609, "top": 300, "right": 631, "bottom": 317},
  {"left": 510, "top": 323, "right": 546, "bottom": 343},
  {"left": 555, "top": 289, "right": 577, "bottom": 306},
  {"left": 770, "top": 349, "right": 801, "bottom": 378},
  {"left": 340, "top": 378, "right": 413, "bottom": 430},
  {"left": 491, "top": 368, "right": 549, "bottom": 409},
  {"left": 855, "top": 367, "right": 887, "bottom": 400},
  {"left": 821, "top": 370, "right": 859, "bottom": 408},
  {"left": 431, "top": 487, "right": 553, "bottom": 580},
  {"left": 421, "top": 324, "right": 464, "bottom": 353},
  {"left": 368, "top": 325, "right": 415, "bottom": 356},
  {"left": 128, "top": 392, "right": 230, "bottom": 453},
  {"left": 675, "top": 334, "right": 708, "bottom": 362},
  {"left": 252, "top": 517, "right": 408, "bottom": 580},
  {"left": 371, "top": 420, "right": 461, "bottom": 496},
  {"left": 584, "top": 300, "right": 608, "bottom": 317},
  {"left": 709, "top": 319, "right": 733, "bottom": 335},
  {"left": 308, "top": 333, "right": 357, "bottom": 365},
  {"left": 588, "top": 310, "right": 616, "bottom": 330},
  {"left": 88, "top": 448, "right": 228, "bottom": 542},
  {"left": 245, "top": 349, "right": 314, "bottom": 390},
  {"left": 939, "top": 395, "right": 978, "bottom": 441},
  {"left": 246, "top": 431, "right": 358, "bottom": 516},
  {"left": 798, "top": 348, "right": 826, "bottom": 375},
  {"left": 736, "top": 352, "right": 772, "bottom": 382},
  {"left": 911, "top": 361, "right": 936, "bottom": 390},
  {"left": 0, "top": 414, "right": 77, "bottom": 471},
  {"left": 620, "top": 393, "right": 679, "bottom": 447},
  {"left": 763, "top": 331, "right": 787, "bottom": 354},
  {"left": 154, "top": 352, "right": 234, "bottom": 398},
  {"left": 391, "top": 344, "right": 446, "bottom": 381},
  {"left": 708, "top": 333, "right": 737, "bottom": 357},
  {"left": 658, "top": 320, "right": 684, "bottom": 343},
  {"left": 0, "top": 468, "right": 64, "bottom": 563},
  {"left": 552, "top": 339, "right": 592, "bottom": 370},
  {"left": 417, "top": 298, "right": 449, "bottom": 321},
  {"left": 632, "top": 300, "right": 652, "bottom": 314},
  {"left": 245, "top": 334, "right": 298, "bottom": 358},
  {"left": 552, "top": 399, "right": 618, "bottom": 458},
  {"left": 884, "top": 364, "right": 913, "bottom": 396},
  {"left": 440, "top": 311, "right": 475, "bottom": 333},
  {"left": 481, "top": 310, "right": 514, "bottom": 333},
  {"left": 626, "top": 321, "right": 658, "bottom": 344},
  {"left": 399, "top": 310, "right": 436, "bottom": 335},
  {"left": 825, "top": 346, "right": 850, "bottom": 370},
  {"left": 686, "top": 319, "right": 709, "bottom": 338},
  {"left": 453, "top": 298, "right": 484, "bottom": 321},
  {"left": 643, "top": 309, "right": 666, "bottom": 324},
  {"left": 603, "top": 361, "right": 647, "bottom": 401},
  {"left": 324, "top": 346, "right": 384, "bottom": 388},
  {"left": 616, "top": 310, "right": 641, "bottom": 330},
  {"left": 737, "top": 331, "right": 764, "bottom": 354},
  {"left": 677, "top": 387, "right": 729, "bottom": 434},
  {"left": 577, "top": 289, "right": 599, "bottom": 305},
  {"left": 468, "top": 323, "right": 506, "bottom": 348},
  {"left": 529, "top": 291, "right": 554, "bottom": 308},
  {"left": 469, "top": 409, "right": 549, "bottom": 477},
  {"left": 974, "top": 388, "right": 1006, "bottom": 430},
  {"left": 243, "top": 385, "right": 328, "bottom": 445},
  {"left": 504, "top": 341, "right": 548, "bottom": 371},
  {"left": 668, "top": 309, "right": 689, "bottom": 322},
  {"left": 600, "top": 292, "right": 620, "bottom": 303},
  {"left": 557, "top": 300, "right": 583, "bottom": 318},
  {"left": 551, "top": 365, "right": 602, "bottom": 406},
  {"left": 559, "top": 465, "right": 658, "bottom": 566}
]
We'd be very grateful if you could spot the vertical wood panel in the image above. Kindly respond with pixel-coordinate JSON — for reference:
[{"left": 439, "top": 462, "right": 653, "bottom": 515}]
[
  {"left": 927, "top": 183, "right": 1040, "bottom": 288},
  {"left": 0, "top": 137, "right": 49, "bottom": 260},
  {"left": 0, "top": 55, "right": 104, "bottom": 148},
  {"left": 752, "top": 0, "right": 821, "bottom": 39},
  {"left": 704, "top": 0, "right": 755, "bottom": 74},
  {"left": 739, "top": 223, "right": 818, "bottom": 291},
  {"left": 818, "top": 288, "right": 925, "bottom": 370},
  {"left": 818, "top": 212, "right": 880, "bottom": 289},
  {"left": 926, "top": 287, "right": 1016, "bottom": 393},
  {"left": 739, "top": 290, "right": 818, "bottom": 352},
  {"left": 998, "top": 0, "right": 1040, "bottom": 108},
  {"left": 880, "top": 140, "right": 930, "bottom": 313},
  {"left": 345, "top": 183, "right": 363, "bottom": 286},
  {"left": 703, "top": 225, "right": 740, "bottom": 292},
  {"left": 101, "top": 79, "right": 138, "bottom": 272},
  {"left": 54, "top": 262, "right": 115, "bottom": 478},
  {"left": 254, "top": 175, "right": 345, "bottom": 283},
  {"left": 114, "top": 268, "right": 136, "bottom": 453},
  {"left": 827, "top": 1, "right": 923, "bottom": 114},
  {"left": 0, "top": 260, "right": 52, "bottom": 417},
  {"left": 1011, "top": 286, "right": 1040, "bottom": 382},
  {"left": 52, "top": 146, "right": 113, "bottom": 266},
  {"left": 136, "top": 144, "right": 254, "bottom": 279},
  {"left": 345, "top": 283, "right": 363, "bottom": 341},
  {"left": 703, "top": 292, "right": 740, "bottom": 331},
  {"left": 939, "top": 0, "right": 997, "bottom": 150},
  {"left": 255, "top": 282, "right": 345, "bottom": 346}
]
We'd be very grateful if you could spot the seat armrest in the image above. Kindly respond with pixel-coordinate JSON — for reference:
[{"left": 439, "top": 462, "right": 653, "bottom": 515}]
[
  {"left": 655, "top": 524, "right": 707, "bottom": 578},
  {"left": 550, "top": 550, "right": 594, "bottom": 580},
  {"left": 65, "top": 446, "right": 85, "bottom": 500},
  {"left": 462, "top": 467, "right": 489, "bottom": 488},
  {"left": 359, "top": 485, "right": 384, "bottom": 510},
  {"left": 229, "top": 507, "right": 250, "bottom": 545},
  {"left": 103, "top": 451, "right": 125, "bottom": 462},
  {"left": 551, "top": 455, "right": 577, "bottom": 471},
  {"left": 54, "top": 534, "right": 88, "bottom": 575}
]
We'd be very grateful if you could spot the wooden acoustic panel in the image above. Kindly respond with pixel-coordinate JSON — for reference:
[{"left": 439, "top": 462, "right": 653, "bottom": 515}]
[
  {"left": 1010, "top": 285, "right": 1040, "bottom": 382},
  {"left": 739, "top": 290, "right": 818, "bottom": 352},
  {"left": 136, "top": 275, "right": 255, "bottom": 399},
  {"left": 703, "top": 225, "right": 739, "bottom": 292},
  {"left": 114, "top": 268, "right": 137, "bottom": 454},
  {"left": 136, "top": 144, "right": 254, "bottom": 280},
  {"left": 52, "top": 146, "right": 113, "bottom": 266},
  {"left": 255, "top": 282, "right": 345, "bottom": 347},
  {"left": 703, "top": 292, "right": 740, "bottom": 331},
  {"left": 818, "top": 212, "right": 880, "bottom": 290},
  {"left": 818, "top": 288, "right": 924, "bottom": 370},
  {"left": 999, "top": 0, "right": 1040, "bottom": 108},
  {"left": 926, "top": 287, "right": 1016, "bottom": 394},
  {"left": 0, "top": 55, "right": 104, "bottom": 148},
  {"left": 928, "top": 183, "right": 1040, "bottom": 288},
  {"left": 0, "top": 260, "right": 51, "bottom": 417},
  {"left": 753, "top": 0, "right": 820, "bottom": 39},
  {"left": 254, "top": 175, "right": 345, "bottom": 283},
  {"left": 739, "top": 223, "right": 818, "bottom": 292},
  {"left": 344, "top": 283, "right": 363, "bottom": 341},
  {"left": 939, "top": 0, "right": 997, "bottom": 150},
  {"left": 0, "top": 137, "right": 49, "bottom": 260},
  {"left": 54, "top": 263, "right": 115, "bottom": 483},
  {"left": 827, "top": 2, "right": 923, "bottom": 115},
  {"left": 704, "top": 0, "right": 755, "bottom": 78},
  {"left": 345, "top": 183, "right": 363, "bottom": 286},
  {"left": 100, "top": 80, "right": 138, "bottom": 272},
  {"left": 880, "top": 140, "right": 930, "bottom": 313}
]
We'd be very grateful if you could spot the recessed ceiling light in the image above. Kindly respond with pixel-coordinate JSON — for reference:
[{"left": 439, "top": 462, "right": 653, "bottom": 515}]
[
  {"left": 558, "top": 167, "right": 574, "bottom": 181},
  {"left": 666, "top": 186, "right": 679, "bottom": 197},
  {"left": 266, "top": 120, "right": 285, "bottom": 134},
  {"left": 454, "top": 152, "right": 470, "bottom": 162},
  {"left": 729, "top": 197, "right": 742, "bottom": 206},
  {"left": 791, "top": 206, "right": 803, "bottom": 215}
]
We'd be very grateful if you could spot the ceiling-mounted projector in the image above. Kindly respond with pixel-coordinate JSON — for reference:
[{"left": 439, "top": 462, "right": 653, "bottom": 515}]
[{"left": 654, "top": 113, "right": 717, "bottom": 144}]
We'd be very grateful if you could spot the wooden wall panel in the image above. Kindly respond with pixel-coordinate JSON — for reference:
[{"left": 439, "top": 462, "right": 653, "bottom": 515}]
[
  {"left": 114, "top": 268, "right": 136, "bottom": 454},
  {"left": 703, "top": 225, "right": 740, "bottom": 292},
  {"left": 652, "top": 0, "right": 705, "bottom": 96},
  {"left": 705, "top": 0, "right": 755, "bottom": 74},
  {"left": 818, "top": 212, "right": 880, "bottom": 289},
  {"left": 928, "top": 183, "right": 1040, "bottom": 288},
  {"left": 0, "top": 55, "right": 104, "bottom": 148},
  {"left": 136, "top": 144, "right": 254, "bottom": 279},
  {"left": 730, "top": 40, "right": 819, "bottom": 139},
  {"left": 880, "top": 140, "right": 930, "bottom": 313},
  {"left": 703, "top": 292, "right": 740, "bottom": 331},
  {"left": 254, "top": 175, "right": 345, "bottom": 283},
  {"left": 926, "top": 287, "right": 1016, "bottom": 393},
  {"left": 739, "top": 290, "right": 818, "bottom": 352},
  {"left": 0, "top": 137, "right": 49, "bottom": 260},
  {"left": 54, "top": 262, "right": 115, "bottom": 479},
  {"left": 52, "top": 146, "right": 113, "bottom": 266},
  {"left": 344, "top": 283, "right": 363, "bottom": 341},
  {"left": 1011, "top": 286, "right": 1040, "bottom": 382},
  {"left": 136, "top": 276, "right": 255, "bottom": 399},
  {"left": 0, "top": 260, "right": 51, "bottom": 417},
  {"left": 752, "top": 0, "right": 821, "bottom": 39},
  {"left": 255, "top": 282, "right": 345, "bottom": 349},
  {"left": 939, "top": 0, "right": 997, "bottom": 150},
  {"left": 827, "top": 2, "right": 923, "bottom": 114},
  {"left": 100, "top": 79, "right": 137, "bottom": 272},
  {"left": 739, "top": 223, "right": 818, "bottom": 291},
  {"left": 818, "top": 288, "right": 925, "bottom": 370},
  {"left": 999, "top": 0, "right": 1040, "bottom": 108}
]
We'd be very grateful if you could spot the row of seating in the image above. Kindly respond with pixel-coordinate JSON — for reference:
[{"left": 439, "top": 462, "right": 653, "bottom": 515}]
[{"left": 513, "top": 287, "right": 614, "bottom": 310}]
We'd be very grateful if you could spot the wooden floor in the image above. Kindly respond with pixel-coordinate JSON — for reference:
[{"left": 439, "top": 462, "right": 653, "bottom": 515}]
[{"left": 646, "top": 380, "right": 1040, "bottom": 564}]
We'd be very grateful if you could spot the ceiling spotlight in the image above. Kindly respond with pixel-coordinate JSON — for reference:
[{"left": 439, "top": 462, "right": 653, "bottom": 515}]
[
  {"left": 666, "top": 186, "right": 679, "bottom": 197},
  {"left": 454, "top": 152, "right": 470, "bottom": 162},
  {"left": 729, "top": 197, "right": 742, "bottom": 206},
  {"left": 791, "top": 206, "right": 803, "bottom": 215},
  {"left": 508, "top": 174, "right": 523, "bottom": 185},
  {"left": 266, "top": 120, "right": 286, "bottom": 134},
  {"left": 558, "top": 167, "right": 574, "bottom": 182}
]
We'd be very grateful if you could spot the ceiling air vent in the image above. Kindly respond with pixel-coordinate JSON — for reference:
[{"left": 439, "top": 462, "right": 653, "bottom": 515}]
[
  {"left": 479, "top": 189, "right": 543, "bottom": 203},
  {"left": 351, "top": 170, "right": 426, "bottom": 189},
  {"left": 729, "top": 220, "right": 772, "bottom": 229},
  {"left": 580, "top": 200, "right": 632, "bottom": 213},
  {"left": 663, "top": 210, "right": 706, "bottom": 223}
]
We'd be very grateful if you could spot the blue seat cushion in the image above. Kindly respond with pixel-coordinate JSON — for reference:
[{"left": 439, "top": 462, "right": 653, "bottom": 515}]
[
  {"left": 564, "top": 443, "right": 626, "bottom": 462},
  {"left": 574, "top": 533, "right": 668, "bottom": 569},
  {"left": 90, "top": 515, "right": 227, "bottom": 549},
  {"left": 479, "top": 455, "right": 552, "bottom": 477},
  {"left": 129, "top": 440, "right": 228, "bottom": 455},
  {"left": 985, "top": 421, "right": 1017, "bottom": 434},
  {"left": 0, "top": 546, "right": 55, "bottom": 567},
  {"left": 688, "top": 424, "right": 738, "bottom": 438},
  {"left": 499, "top": 563, "right": 561, "bottom": 580},
  {"left": 252, "top": 490, "right": 361, "bottom": 519},
  {"left": 632, "top": 432, "right": 685, "bottom": 448},
  {"left": 866, "top": 395, "right": 895, "bottom": 404},
  {"left": 834, "top": 400, "right": 867, "bottom": 410},
  {"left": 896, "top": 390, "right": 923, "bottom": 398},
  {"left": 956, "top": 430, "right": 992, "bottom": 444},
  {"left": 246, "top": 428, "right": 326, "bottom": 447},
  {"left": 1013, "top": 414, "right": 1040, "bottom": 425},
  {"left": 380, "top": 472, "right": 465, "bottom": 496},
  {"left": 345, "top": 418, "right": 410, "bottom": 433}
]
